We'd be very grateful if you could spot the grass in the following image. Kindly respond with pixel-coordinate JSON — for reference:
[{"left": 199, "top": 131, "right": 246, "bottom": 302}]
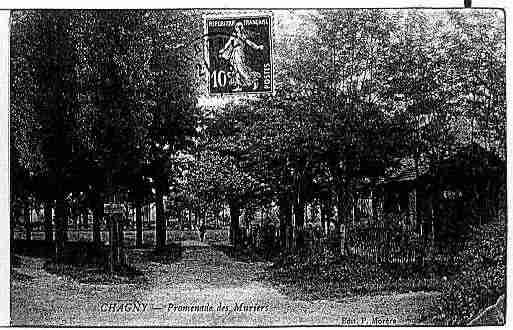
[
  {"left": 145, "top": 243, "right": 183, "bottom": 264},
  {"left": 12, "top": 239, "right": 108, "bottom": 265},
  {"left": 11, "top": 269, "right": 34, "bottom": 282},
  {"left": 264, "top": 251, "right": 450, "bottom": 301},
  {"left": 44, "top": 261, "right": 146, "bottom": 285},
  {"left": 211, "top": 244, "right": 274, "bottom": 263},
  {"left": 422, "top": 219, "right": 506, "bottom": 325},
  {"left": 12, "top": 239, "right": 155, "bottom": 285}
]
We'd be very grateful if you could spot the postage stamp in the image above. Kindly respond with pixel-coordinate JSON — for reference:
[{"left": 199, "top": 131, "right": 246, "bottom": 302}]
[{"left": 204, "top": 15, "right": 273, "bottom": 95}]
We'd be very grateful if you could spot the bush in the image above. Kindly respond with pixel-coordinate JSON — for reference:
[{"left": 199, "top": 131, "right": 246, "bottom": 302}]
[
  {"left": 12, "top": 240, "right": 107, "bottom": 265},
  {"left": 347, "top": 224, "right": 428, "bottom": 264},
  {"left": 273, "top": 247, "right": 337, "bottom": 273},
  {"left": 268, "top": 248, "right": 444, "bottom": 300},
  {"left": 426, "top": 220, "right": 505, "bottom": 325},
  {"left": 45, "top": 261, "right": 146, "bottom": 284}
]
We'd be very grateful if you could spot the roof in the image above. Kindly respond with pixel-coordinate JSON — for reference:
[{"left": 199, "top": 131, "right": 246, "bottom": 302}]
[
  {"left": 383, "top": 157, "right": 429, "bottom": 183},
  {"left": 382, "top": 143, "right": 505, "bottom": 185}
]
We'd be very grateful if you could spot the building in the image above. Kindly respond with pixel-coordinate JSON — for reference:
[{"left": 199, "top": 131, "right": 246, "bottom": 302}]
[{"left": 355, "top": 143, "right": 506, "bottom": 244}]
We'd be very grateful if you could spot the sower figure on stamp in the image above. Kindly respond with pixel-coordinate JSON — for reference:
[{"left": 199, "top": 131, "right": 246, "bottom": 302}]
[{"left": 219, "top": 21, "right": 264, "bottom": 91}]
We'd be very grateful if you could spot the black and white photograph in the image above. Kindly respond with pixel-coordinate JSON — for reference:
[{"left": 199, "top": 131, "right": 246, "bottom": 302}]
[{"left": 8, "top": 6, "right": 507, "bottom": 326}]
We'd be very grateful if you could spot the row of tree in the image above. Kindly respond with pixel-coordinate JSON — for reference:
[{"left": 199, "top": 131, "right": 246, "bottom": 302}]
[
  {"left": 11, "top": 10, "right": 505, "bottom": 264},
  {"left": 176, "top": 9, "right": 505, "bottom": 252},
  {"left": 11, "top": 10, "right": 203, "bottom": 264}
]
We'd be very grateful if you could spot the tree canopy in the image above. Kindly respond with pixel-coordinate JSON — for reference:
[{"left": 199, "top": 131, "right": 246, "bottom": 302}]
[{"left": 11, "top": 9, "right": 505, "bottom": 256}]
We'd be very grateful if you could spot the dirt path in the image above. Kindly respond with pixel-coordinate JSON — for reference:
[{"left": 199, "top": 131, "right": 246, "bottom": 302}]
[{"left": 11, "top": 241, "right": 438, "bottom": 326}]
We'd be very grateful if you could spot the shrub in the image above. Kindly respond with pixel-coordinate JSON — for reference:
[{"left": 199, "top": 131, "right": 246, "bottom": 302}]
[
  {"left": 268, "top": 248, "right": 445, "bottom": 301},
  {"left": 426, "top": 220, "right": 505, "bottom": 325},
  {"left": 45, "top": 261, "right": 146, "bottom": 284},
  {"left": 346, "top": 216, "right": 429, "bottom": 265},
  {"left": 12, "top": 239, "right": 107, "bottom": 265}
]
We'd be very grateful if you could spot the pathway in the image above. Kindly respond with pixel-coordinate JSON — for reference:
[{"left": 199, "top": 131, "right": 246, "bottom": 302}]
[{"left": 11, "top": 241, "right": 438, "bottom": 326}]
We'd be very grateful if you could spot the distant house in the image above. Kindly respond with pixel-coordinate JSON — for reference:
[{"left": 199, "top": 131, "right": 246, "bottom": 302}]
[{"left": 354, "top": 143, "right": 506, "bottom": 243}]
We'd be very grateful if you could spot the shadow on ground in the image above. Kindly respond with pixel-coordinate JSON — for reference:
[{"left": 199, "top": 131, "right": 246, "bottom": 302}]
[
  {"left": 12, "top": 239, "right": 107, "bottom": 265},
  {"left": 211, "top": 244, "right": 273, "bottom": 263},
  {"left": 131, "top": 243, "right": 183, "bottom": 265},
  {"left": 12, "top": 239, "right": 184, "bottom": 266},
  {"left": 11, "top": 239, "right": 181, "bottom": 285}
]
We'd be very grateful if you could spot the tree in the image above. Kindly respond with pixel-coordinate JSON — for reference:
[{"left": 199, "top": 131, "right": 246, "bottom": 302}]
[
  {"left": 383, "top": 9, "right": 505, "bottom": 241},
  {"left": 11, "top": 10, "right": 82, "bottom": 262},
  {"left": 257, "top": 10, "right": 408, "bottom": 253},
  {"left": 141, "top": 11, "right": 202, "bottom": 249}
]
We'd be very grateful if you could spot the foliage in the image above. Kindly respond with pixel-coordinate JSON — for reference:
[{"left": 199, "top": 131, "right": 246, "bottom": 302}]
[
  {"left": 11, "top": 11, "right": 82, "bottom": 193},
  {"left": 425, "top": 220, "right": 505, "bottom": 325},
  {"left": 45, "top": 262, "right": 146, "bottom": 285},
  {"left": 268, "top": 249, "right": 445, "bottom": 301},
  {"left": 10, "top": 9, "right": 506, "bottom": 271},
  {"left": 347, "top": 219, "right": 428, "bottom": 264}
]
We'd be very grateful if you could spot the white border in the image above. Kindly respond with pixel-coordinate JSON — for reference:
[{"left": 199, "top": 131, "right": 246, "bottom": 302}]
[
  {"left": 0, "top": 1, "right": 475, "bottom": 9},
  {"left": 0, "top": 10, "right": 9, "bottom": 328}
]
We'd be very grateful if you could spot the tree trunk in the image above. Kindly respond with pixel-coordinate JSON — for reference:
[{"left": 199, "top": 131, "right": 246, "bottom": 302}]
[
  {"left": 409, "top": 188, "right": 417, "bottom": 232},
  {"left": 309, "top": 202, "right": 317, "bottom": 225},
  {"left": 336, "top": 189, "right": 344, "bottom": 255},
  {"left": 320, "top": 193, "right": 330, "bottom": 237},
  {"left": 188, "top": 208, "right": 192, "bottom": 230},
  {"left": 155, "top": 185, "right": 166, "bottom": 250},
  {"left": 54, "top": 193, "right": 67, "bottom": 264},
  {"left": 82, "top": 208, "right": 89, "bottom": 229},
  {"left": 336, "top": 183, "right": 353, "bottom": 256},
  {"left": 229, "top": 201, "right": 240, "bottom": 248},
  {"left": 431, "top": 188, "right": 439, "bottom": 247},
  {"left": 135, "top": 202, "right": 143, "bottom": 248},
  {"left": 24, "top": 202, "right": 31, "bottom": 241},
  {"left": 278, "top": 194, "right": 292, "bottom": 251},
  {"left": 117, "top": 216, "right": 125, "bottom": 265},
  {"left": 178, "top": 208, "right": 183, "bottom": 231},
  {"left": 199, "top": 212, "right": 206, "bottom": 242},
  {"left": 108, "top": 214, "right": 117, "bottom": 273},
  {"left": 44, "top": 202, "right": 53, "bottom": 242},
  {"left": 294, "top": 195, "right": 305, "bottom": 250},
  {"left": 93, "top": 197, "right": 103, "bottom": 244},
  {"left": 73, "top": 210, "right": 78, "bottom": 230}
]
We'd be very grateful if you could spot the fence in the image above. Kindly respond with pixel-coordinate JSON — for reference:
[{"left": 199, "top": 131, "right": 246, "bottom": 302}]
[
  {"left": 346, "top": 223, "right": 464, "bottom": 265},
  {"left": 347, "top": 226, "right": 425, "bottom": 264},
  {"left": 239, "top": 219, "right": 464, "bottom": 266}
]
